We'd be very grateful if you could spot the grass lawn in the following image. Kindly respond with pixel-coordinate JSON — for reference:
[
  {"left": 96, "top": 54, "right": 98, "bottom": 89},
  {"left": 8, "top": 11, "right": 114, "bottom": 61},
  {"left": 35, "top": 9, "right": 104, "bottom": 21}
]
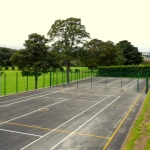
[
  {"left": 122, "top": 91, "right": 150, "bottom": 150},
  {"left": 0, "top": 67, "right": 97, "bottom": 95}
]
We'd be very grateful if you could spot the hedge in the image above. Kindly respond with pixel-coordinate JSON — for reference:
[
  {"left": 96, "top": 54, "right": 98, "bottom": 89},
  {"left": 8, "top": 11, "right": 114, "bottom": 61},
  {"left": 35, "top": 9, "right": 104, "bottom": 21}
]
[{"left": 97, "top": 65, "right": 150, "bottom": 77}]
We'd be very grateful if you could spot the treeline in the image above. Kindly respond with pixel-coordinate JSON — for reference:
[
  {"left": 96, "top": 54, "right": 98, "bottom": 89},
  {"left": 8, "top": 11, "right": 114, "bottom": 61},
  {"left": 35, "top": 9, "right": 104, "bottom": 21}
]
[
  {"left": 0, "top": 17, "right": 144, "bottom": 69},
  {"left": 0, "top": 47, "right": 16, "bottom": 66},
  {"left": 80, "top": 39, "right": 143, "bottom": 66}
]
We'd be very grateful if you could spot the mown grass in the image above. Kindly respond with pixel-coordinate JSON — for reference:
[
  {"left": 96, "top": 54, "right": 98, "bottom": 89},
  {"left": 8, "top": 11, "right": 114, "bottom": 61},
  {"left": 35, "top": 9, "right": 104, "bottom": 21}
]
[
  {"left": 0, "top": 67, "right": 97, "bottom": 95},
  {"left": 122, "top": 91, "right": 150, "bottom": 150}
]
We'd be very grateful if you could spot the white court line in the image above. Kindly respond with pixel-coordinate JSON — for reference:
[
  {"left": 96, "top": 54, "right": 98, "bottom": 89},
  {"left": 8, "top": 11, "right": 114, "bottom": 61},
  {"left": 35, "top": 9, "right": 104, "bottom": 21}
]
[
  {"left": 129, "top": 80, "right": 141, "bottom": 89},
  {"left": 0, "top": 128, "right": 42, "bottom": 137},
  {"left": 49, "top": 96, "right": 120, "bottom": 150},
  {"left": 20, "top": 95, "right": 111, "bottom": 150},
  {"left": 80, "top": 78, "right": 120, "bottom": 86},
  {"left": 61, "top": 91, "right": 111, "bottom": 96},
  {"left": 0, "top": 90, "right": 57, "bottom": 105},
  {"left": 122, "top": 79, "right": 137, "bottom": 88},
  {"left": 39, "top": 95, "right": 103, "bottom": 104},
  {"left": 0, "top": 99, "right": 68, "bottom": 126},
  {"left": 0, "top": 91, "right": 58, "bottom": 108},
  {"left": 43, "top": 97, "right": 99, "bottom": 103},
  {"left": 107, "top": 79, "right": 121, "bottom": 85},
  {"left": 78, "top": 78, "right": 106, "bottom": 86}
]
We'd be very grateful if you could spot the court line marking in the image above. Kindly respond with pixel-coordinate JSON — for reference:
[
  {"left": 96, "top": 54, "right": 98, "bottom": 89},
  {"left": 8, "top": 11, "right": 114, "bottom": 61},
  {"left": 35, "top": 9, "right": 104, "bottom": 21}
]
[
  {"left": 122, "top": 79, "right": 137, "bottom": 88},
  {"left": 20, "top": 95, "right": 111, "bottom": 150},
  {"left": 79, "top": 78, "right": 120, "bottom": 86},
  {"left": 68, "top": 77, "right": 119, "bottom": 87},
  {"left": 0, "top": 90, "right": 57, "bottom": 104},
  {"left": 38, "top": 108, "right": 49, "bottom": 111},
  {"left": 79, "top": 78, "right": 138, "bottom": 87},
  {"left": 129, "top": 80, "right": 141, "bottom": 89},
  {"left": 0, "top": 91, "right": 58, "bottom": 108},
  {"left": 42, "top": 96, "right": 115, "bottom": 104},
  {"left": 102, "top": 94, "right": 142, "bottom": 150},
  {"left": 0, "top": 121, "right": 109, "bottom": 139},
  {"left": 0, "top": 99, "right": 68, "bottom": 126},
  {"left": 0, "top": 128, "right": 42, "bottom": 137},
  {"left": 61, "top": 78, "right": 141, "bottom": 93},
  {"left": 48, "top": 96, "right": 120, "bottom": 150}
]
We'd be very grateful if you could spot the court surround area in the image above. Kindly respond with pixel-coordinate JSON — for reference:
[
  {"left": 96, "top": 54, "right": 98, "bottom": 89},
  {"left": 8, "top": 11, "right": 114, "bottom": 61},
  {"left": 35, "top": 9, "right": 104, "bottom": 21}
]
[{"left": 0, "top": 77, "right": 147, "bottom": 150}]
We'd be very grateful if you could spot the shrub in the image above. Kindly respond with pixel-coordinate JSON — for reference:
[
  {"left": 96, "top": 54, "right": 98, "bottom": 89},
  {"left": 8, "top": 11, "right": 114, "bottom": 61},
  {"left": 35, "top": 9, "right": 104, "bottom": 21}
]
[
  {"left": 11, "top": 66, "right": 15, "bottom": 70},
  {"left": 5, "top": 66, "right": 8, "bottom": 70}
]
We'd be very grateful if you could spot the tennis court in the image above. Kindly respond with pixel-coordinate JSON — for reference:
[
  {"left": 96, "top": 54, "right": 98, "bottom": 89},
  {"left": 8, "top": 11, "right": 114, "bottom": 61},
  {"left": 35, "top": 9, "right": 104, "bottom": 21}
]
[{"left": 0, "top": 77, "right": 147, "bottom": 150}]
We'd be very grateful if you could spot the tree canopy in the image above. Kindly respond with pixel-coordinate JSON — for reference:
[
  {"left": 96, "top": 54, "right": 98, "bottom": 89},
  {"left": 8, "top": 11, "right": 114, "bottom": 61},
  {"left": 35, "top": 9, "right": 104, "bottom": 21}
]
[
  {"left": 0, "top": 47, "right": 16, "bottom": 66},
  {"left": 116, "top": 40, "right": 143, "bottom": 65},
  {"left": 81, "top": 39, "right": 117, "bottom": 66},
  {"left": 47, "top": 17, "right": 90, "bottom": 82},
  {"left": 10, "top": 33, "right": 58, "bottom": 89},
  {"left": 3, "top": 17, "right": 144, "bottom": 73}
]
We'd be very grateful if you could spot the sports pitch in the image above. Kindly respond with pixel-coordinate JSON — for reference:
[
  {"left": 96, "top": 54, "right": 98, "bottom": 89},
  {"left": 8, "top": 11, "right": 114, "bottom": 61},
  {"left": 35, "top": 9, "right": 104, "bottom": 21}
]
[{"left": 0, "top": 77, "right": 147, "bottom": 150}]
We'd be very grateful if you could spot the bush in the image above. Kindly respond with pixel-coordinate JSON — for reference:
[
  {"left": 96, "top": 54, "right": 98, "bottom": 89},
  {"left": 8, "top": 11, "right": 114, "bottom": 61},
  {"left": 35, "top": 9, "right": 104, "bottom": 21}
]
[
  {"left": 75, "top": 68, "right": 80, "bottom": 72},
  {"left": 59, "top": 67, "right": 64, "bottom": 72},
  {"left": 11, "top": 66, "right": 15, "bottom": 70},
  {"left": 5, "top": 66, "right": 8, "bottom": 70}
]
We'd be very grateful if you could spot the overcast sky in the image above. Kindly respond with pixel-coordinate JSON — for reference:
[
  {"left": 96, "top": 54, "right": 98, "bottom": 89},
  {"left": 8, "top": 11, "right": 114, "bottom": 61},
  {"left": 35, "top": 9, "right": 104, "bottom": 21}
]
[{"left": 1, "top": 0, "right": 150, "bottom": 52}]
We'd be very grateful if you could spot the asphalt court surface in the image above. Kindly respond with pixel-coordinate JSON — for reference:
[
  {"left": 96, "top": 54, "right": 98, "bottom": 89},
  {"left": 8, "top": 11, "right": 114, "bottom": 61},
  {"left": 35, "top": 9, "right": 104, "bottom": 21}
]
[{"left": 0, "top": 77, "right": 147, "bottom": 150}]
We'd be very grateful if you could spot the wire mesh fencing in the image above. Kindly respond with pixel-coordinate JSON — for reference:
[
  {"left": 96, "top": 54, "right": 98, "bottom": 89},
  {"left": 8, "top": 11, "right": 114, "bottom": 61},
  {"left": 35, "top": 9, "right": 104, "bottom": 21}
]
[{"left": 0, "top": 68, "right": 149, "bottom": 96}]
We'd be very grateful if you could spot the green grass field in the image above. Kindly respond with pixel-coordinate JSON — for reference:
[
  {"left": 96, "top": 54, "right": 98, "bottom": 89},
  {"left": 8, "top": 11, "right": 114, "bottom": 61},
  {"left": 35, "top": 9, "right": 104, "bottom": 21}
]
[{"left": 0, "top": 67, "right": 97, "bottom": 95}]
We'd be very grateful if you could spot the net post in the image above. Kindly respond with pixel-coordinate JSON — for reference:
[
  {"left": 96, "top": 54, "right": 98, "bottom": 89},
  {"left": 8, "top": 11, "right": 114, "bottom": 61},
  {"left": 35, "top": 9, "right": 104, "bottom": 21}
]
[
  {"left": 70, "top": 70, "right": 72, "bottom": 82},
  {"left": 53, "top": 71, "right": 54, "bottom": 87},
  {"left": 79, "top": 69, "right": 80, "bottom": 80},
  {"left": 62, "top": 70, "right": 63, "bottom": 85},
  {"left": 4, "top": 73, "right": 6, "bottom": 95},
  {"left": 75, "top": 68, "right": 76, "bottom": 81},
  {"left": 49, "top": 70, "right": 51, "bottom": 87},
  {"left": 105, "top": 72, "right": 107, "bottom": 91},
  {"left": 146, "top": 73, "right": 149, "bottom": 94},
  {"left": 56, "top": 70, "right": 58, "bottom": 85},
  {"left": 121, "top": 71, "right": 122, "bottom": 92},
  {"left": 91, "top": 68, "right": 92, "bottom": 89},
  {"left": 137, "top": 72, "right": 140, "bottom": 93},
  {"left": 16, "top": 72, "right": 18, "bottom": 93},
  {"left": 77, "top": 70, "right": 78, "bottom": 89},
  {"left": 64, "top": 70, "right": 65, "bottom": 87},
  {"left": 26, "top": 75, "right": 28, "bottom": 91},
  {"left": 0, "top": 72, "right": 2, "bottom": 95},
  {"left": 43, "top": 73, "right": 45, "bottom": 88}
]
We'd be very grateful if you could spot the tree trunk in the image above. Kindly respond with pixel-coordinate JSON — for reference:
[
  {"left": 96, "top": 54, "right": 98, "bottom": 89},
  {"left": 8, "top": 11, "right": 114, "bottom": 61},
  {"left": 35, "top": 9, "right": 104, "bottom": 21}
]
[{"left": 66, "top": 62, "right": 70, "bottom": 83}]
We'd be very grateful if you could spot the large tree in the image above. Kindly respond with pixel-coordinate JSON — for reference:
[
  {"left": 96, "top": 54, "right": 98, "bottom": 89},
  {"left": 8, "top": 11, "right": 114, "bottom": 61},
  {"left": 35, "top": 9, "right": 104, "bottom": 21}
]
[
  {"left": 81, "top": 39, "right": 117, "bottom": 66},
  {"left": 81, "top": 39, "right": 103, "bottom": 66},
  {"left": 116, "top": 40, "right": 143, "bottom": 65},
  {"left": 47, "top": 17, "right": 90, "bottom": 83},
  {"left": 10, "top": 33, "right": 58, "bottom": 89}
]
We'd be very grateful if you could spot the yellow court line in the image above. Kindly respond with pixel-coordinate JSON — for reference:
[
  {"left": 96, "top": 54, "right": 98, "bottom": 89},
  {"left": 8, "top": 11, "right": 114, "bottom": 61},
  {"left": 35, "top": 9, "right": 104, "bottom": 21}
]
[
  {"left": 0, "top": 121, "right": 109, "bottom": 139},
  {"left": 75, "top": 132, "right": 110, "bottom": 139},
  {"left": 102, "top": 94, "right": 142, "bottom": 150},
  {"left": 142, "top": 86, "right": 146, "bottom": 92}
]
